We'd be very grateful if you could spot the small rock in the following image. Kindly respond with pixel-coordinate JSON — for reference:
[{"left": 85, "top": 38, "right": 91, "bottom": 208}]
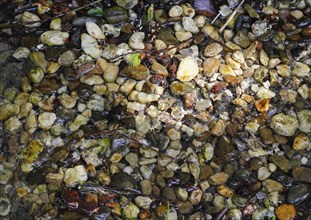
[
  {"left": 217, "top": 185, "right": 234, "bottom": 197},
  {"left": 123, "top": 203, "right": 140, "bottom": 219},
  {"left": 110, "top": 172, "right": 136, "bottom": 189},
  {"left": 292, "top": 133, "right": 311, "bottom": 150},
  {"left": 262, "top": 6, "right": 278, "bottom": 15},
  {"left": 40, "top": 31, "right": 69, "bottom": 46},
  {"left": 270, "top": 155, "right": 290, "bottom": 173},
  {"left": 69, "top": 114, "right": 89, "bottom": 132},
  {"left": 64, "top": 165, "right": 88, "bottom": 187},
  {"left": 22, "top": 11, "right": 41, "bottom": 28},
  {"left": 292, "top": 167, "right": 311, "bottom": 183},
  {"left": 255, "top": 98, "right": 270, "bottom": 112},
  {"left": 271, "top": 113, "right": 299, "bottom": 137},
  {"left": 81, "top": 33, "right": 102, "bottom": 58},
  {"left": 169, "top": 5, "right": 183, "bottom": 17},
  {"left": 162, "top": 186, "right": 177, "bottom": 201},
  {"left": 233, "top": 31, "right": 250, "bottom": 48},
  {"left": 103, "top": 6, "right": 129, "bottom": 24},
  {"left": 263, "top": 179, "right": 284, "bottom": 192},
  {"left": 129, "top": 32, "right": 145, "bottom": 50},
  {"left": 219, "top": 64, "right": 235, "bottom": 76},
  {"left": 287, "top": 184, "right": 310, "bottom": 204},
  {"left": 292, "top": 62, "right": 310, "bottom": 77},
  {"left": 13, "top": 47, "right": 30, "bottom": 59},
  {"left": 134, "top": 196, "right": 152, "bottom": 209},
  {"left": 257, "top": 167, "right": 271, "bottom": 180},
  {"left": 259, "top": 50, "right": 269, "bottom": 66},
  {"left": 189, "top": 189, "right": 203, "bottom": 205},
  {"left": 28, "top": 68, "right": 45, "bottom": 83},
  {"left": 297, "top": 110, "right": 311, "bottom": 133},
  {"left": 85, "top": 21, "right": 105, "bottom": 39},
  {"left": 115, "top": 0, "right": 138, "bottom": 9},
  {"left": 275, "top": 204, "right": 296, "bottom": 220},
  {"left": 176, "top": 57, "right": 199, "bottom": 82},
  {"left": 204, "top": 43, "right": 223, "bottom": 57},
  {"left": 175, "top": 31, "right": 193, "bottom": 42},
  {"left": 203, "top": 58, "right": 221, "bottom": 77},
  {"left": 256, "top": 87, "right": 275, "bottom": 99},
  {"left": 38, "top": 112, "right": 56, "bottom": 130},
  {"left": 123, "top": 65, "right": 150, "bottom": 80},
  {"left": 182, "top": 17, "right": 199, "bottom": 33},
  {"left": 211, "top": 119, "right": 226, "bottom": 136},
  {"left": 0, "top": 197, "right": 11, "bottom": 217},
  {"left": 252, "top": 20, "right": 267, "bottom": 37},
  {"left": 176, "top": 201, "right": 194, "bottom": 214},
  {"left": 208, "top": 172, "right": 229, "bottom": 185}
]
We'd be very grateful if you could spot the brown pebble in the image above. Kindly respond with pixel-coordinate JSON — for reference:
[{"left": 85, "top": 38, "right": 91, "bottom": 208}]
[
  {"left": 301, "top": 27, "right": 311, "bottom": 37},
  {"left": 275, "top": 204, "right": 296, "bottom": 220},
  {"left": 183, "top": 92, "right": 196, "bottom": 109},
  {"left": 255, "top": 98, "right": 270, "bottom": 112},
  {"left": 256, "top": 41, "right": 263, "bottom": 50}
]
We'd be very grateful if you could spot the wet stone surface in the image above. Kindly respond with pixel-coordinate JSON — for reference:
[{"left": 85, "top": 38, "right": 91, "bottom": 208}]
[{"left": 0, "top": 0, "right": 311, "bottom": 219}]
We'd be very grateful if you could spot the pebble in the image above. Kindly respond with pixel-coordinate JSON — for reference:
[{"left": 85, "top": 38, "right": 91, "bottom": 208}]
[
  {"left": 81, "top": 33, "right": 102, "bottom": 58},
  {"left": 69, "top": 114, "right": 89, "bottom": 131},
  {"left": 208, "top": 172, "right": 229, "bottom": 185},
  {"left": 275, "top": 204, "right": 296, "bottom": 220},
  {"left": 256, "top": 87, "right": 275, "bottom": 99},
  {"left": 189, "top": 189, "right": 203, "bottom": 205},
  {"left": 85, "top": 21, "right": 105, "bottom": 40},
  {"left": 203, "top": 58, "right": 221, "bottom": 77},
  {"left": 287, "top": 184, "right": 310, "bottom": 204},
  {"left": 134, "top": 196, "right": 152, "bottom": 209},
  {"left": 211, "top": 119, "right": 226, "bottom": 136},
  {"left": 58, "top": 93, "right": 76, "bottom": 109},
  {"left": 219, "top": 64, "right": 235, "bottom": 76},
  {"left": 123, "top": 203, "right": 140, "bottom": 219},
  {"left": 233, "top": 31, "right": 250, "bottom": 48},
  {"left": 169, "top": 5, "right": 183, "bottom": 17},
  {"left": 176, "top": 201, "right": 194, "bottom": 214},
  {"left": 175, "top": 31, "right": 193, "bottom": 41},
  {"left": 13, "top": 47, "right": 30, "bottom": 59},
  {"left": 292, "top": 167, "right": 311, "bottom": 183},
  {"left": 204, "top": 43, "right": 223, "bottom": 57},
  {"left": 176, "top": 187, "right": 188, "bottom": 201},
  {"left": 257, "top": 167, "right": 271, "bottom": 180},
  {"left": 292, "top": 133, "right": 311, "bottom": 150},
  {"left": 182, "top": 17, "right": 199, "bottom": 33},
  {"left": 63, "top": 165, "right": 88, "bottom": 187},
  {"left": 263, "top": 179, "right": 284, "bottom": 192},
  {"left": 271, "top": 113, "right": 299, "bottom": 137},
  {"left": 40, "top": 31, "right": 69, "bottom": 46},
  {"left": 176, "top": 57, "right": 199, "bottom": 82},
  {"left": 0, "top": 197, "right": 11, "bottom": 217},
  {"left": 21, "top": 11, "right": 41, "bottom": 28},
  {"left": 297, "top": 110, "right": 311, "bottom": 133},
  {"left": 292, "top": 62, "right": 310, "bottom": 77},
  {"left": 217, "top": 185, "right": 234, "bottom": 197},
  {"left": 129, "top": 32, "right": 145, "bottom": 50},
  {"left": 38, "top": 112, "right": 56, "bottom": 130}
]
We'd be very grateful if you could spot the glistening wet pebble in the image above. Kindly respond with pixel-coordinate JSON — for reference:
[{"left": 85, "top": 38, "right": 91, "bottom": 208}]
[{"left": 0, "top": 0, "right": 311, "bottom": 219}]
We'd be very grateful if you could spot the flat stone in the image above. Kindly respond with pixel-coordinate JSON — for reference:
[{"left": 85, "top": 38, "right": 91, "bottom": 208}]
[
  {"left": 208, "top": 172, "right": 229, "bottom": 185},
  {"left": 293, "top": 62, "right": 310, "bottom": 77},
  {"left": 203, "top": 58, "right": 221, "bottom": 77},
  {"left": 176, "top": 57, "right": 199, "bottom": 82},
  {"left": 204, "top": 43, "right": 223, "bottom": 57}
]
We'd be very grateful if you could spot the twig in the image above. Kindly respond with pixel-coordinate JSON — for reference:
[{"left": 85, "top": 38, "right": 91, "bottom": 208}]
[
  {"left": 107, "top": 37, "right": 194, "bottom": 62},
  {"left": 219, "top": 0, "right": 245, "bottom": 33}
]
